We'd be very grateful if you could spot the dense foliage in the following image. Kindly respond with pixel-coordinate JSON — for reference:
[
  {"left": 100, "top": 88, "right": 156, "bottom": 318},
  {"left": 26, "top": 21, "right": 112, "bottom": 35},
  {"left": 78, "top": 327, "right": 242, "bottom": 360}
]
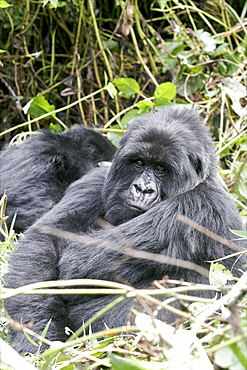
[{"left": 0, "top": 0, "right": 246, "bottom": 369}]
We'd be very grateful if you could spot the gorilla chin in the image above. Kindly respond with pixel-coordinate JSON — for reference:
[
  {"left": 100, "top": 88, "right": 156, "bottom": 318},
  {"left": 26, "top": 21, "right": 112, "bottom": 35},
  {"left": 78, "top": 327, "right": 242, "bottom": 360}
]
[{"left": 5, "top": 106, "right": 246, "bottom": 354}]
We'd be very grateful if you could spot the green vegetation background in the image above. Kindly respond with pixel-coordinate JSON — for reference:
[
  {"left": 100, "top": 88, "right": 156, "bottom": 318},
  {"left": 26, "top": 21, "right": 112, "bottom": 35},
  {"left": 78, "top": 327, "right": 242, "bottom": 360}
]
[{"left": 0, "top": 1, "right": 246, "bottom": 369}]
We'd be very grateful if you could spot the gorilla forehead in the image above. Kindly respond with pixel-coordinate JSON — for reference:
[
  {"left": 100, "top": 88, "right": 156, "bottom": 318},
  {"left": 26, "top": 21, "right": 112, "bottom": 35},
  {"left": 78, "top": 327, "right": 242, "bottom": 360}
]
[
  {"left": 119, "top": 107, "right": 210, "bottom": 160},
  {"left": 128, "top": 107, "right": 206, "bottom": 141},
  {"left": 123, "top": 128, "right": 179, "bottom": 161}
]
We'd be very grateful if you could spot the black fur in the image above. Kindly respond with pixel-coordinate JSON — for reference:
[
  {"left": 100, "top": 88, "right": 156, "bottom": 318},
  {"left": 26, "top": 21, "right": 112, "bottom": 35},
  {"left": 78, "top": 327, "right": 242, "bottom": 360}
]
[
  {"left": 5, "top": 107, "right": 246, "bottom": 354},
  {"left": 0, "top": 126, "right": 115, "bottom": 232}
]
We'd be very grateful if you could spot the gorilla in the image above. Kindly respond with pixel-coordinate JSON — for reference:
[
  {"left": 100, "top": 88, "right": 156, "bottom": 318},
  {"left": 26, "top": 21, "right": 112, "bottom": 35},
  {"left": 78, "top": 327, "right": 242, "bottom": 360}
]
[
  {"left": 5, "top": 106, "right": 246, "bottom": 354},
  {"left": 0, "top": 126, "right": 115, "bottom": 232}
]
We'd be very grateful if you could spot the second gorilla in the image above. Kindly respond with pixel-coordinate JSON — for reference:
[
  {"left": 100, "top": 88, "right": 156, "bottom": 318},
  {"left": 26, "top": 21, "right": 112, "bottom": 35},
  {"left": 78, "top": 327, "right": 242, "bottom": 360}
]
[{"left": 0, "top": 126, "right": 115, "bottom": 232}]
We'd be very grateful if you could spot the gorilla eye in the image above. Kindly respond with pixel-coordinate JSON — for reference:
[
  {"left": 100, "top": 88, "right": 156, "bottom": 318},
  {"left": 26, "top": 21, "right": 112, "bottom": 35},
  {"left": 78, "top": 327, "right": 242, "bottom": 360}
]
[
  {"left": 133, "top": 159, "right": 145, "bottom": 167},
  {"left": 154, "top": 164, "right": 166, "bottom": 172}
]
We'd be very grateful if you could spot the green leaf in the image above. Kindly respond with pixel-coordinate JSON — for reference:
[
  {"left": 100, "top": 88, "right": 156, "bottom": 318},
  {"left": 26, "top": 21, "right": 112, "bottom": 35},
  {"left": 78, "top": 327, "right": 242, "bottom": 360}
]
[
  {"left": 23, "top": 331, "right": 39, "bottom": 348},
  {"left": 230, "top": 342, "right": 247, "bottom": 369},
  {"left": 107, "top": 125, "right": 124, "bottom": 147},
  {"left": 107, "top": 109, "right": 138, "bottom": 146},
  {"left": 223, "top": 77, "right": 247, "bottom": 101},
  {"left": 164, "top": 41, "right": 185, "bottom": 54},
  {"left": 186, "top": 64, "right": 203, "bottom": 74},
  {"left": 200, "top": 31, "right": 216, "bottom": 53},
  {"left": 154, "top": 99, "right": 171, "bottom": 107},
  {"left": 209, "top": 262, "right": 234, "bottom": 287},
  {"left": 120, "top": 109, "right": 139, "bottom": 128},
  {"left": 114, "top": 78, "right": 140, "bottom": 98},
  {"left": 154, "top": 82, "right": 177, "bottom": 103},
  {"left": 136, "top": 100, "right": 154, "bottom": 114},
  {"left": 110, "top": 354, "right": 165, "bottom": 370},
  {"left": 161, "top": 59, "right": 178, "bottom": 74},
  {"left": 106, "top": 81, "right": 118, "bottom": 99},
  {"left": 49, "top": 124, "right": 63, "bottom": 133},
  {"left": 237, "top": 175, "right": 247, "bottom": 200},
  {"left": 103, "top": 39, "right": 119, "bottom": 51},
  {"left": 214, "top": 341, "right": 247, "bottom": 370},
  {"left": 231, "top": 230, "right": 247, "bottom": 239},
  {"left": 204, "top": 86, "right": 220, "bottom": 98},
  {"left": 217, "top": 53, "right": 239, "bottom": 76},
  {"left": 28, "top": 94, "right": 55, "bottom": 119},
  {"left": 157, "top": 0, "right": 169, "bottom": 10},
  {"left": 177, "top": 74, "right": 203, "bottom": 96},
  {"left": 39, "top": 318, "right": 52, "bottom": 346},
  {"left": 211, "top": 43, "right": 228, "bottom": 58},
  {"left": 0, "top": 0, "right": 12, "bottom": 8},
  {"left": 42, "top": 0, "right": 58, "bottom": 8}
]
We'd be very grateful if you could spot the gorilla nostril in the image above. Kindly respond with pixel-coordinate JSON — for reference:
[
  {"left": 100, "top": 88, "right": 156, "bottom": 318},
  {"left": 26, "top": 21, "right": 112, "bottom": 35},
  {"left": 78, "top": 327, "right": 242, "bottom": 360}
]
[
  {"left": 134, "top": 182, "right": 156, "bottom": 194},
  {"left": 145, "top": 184, "right": 156, "bottom": 194},
  {"left": 134, "top": 183, "right": 143, "bottom": 193},
  {"left": 145, "top": 188, "right": 154, "bottom": 194}
]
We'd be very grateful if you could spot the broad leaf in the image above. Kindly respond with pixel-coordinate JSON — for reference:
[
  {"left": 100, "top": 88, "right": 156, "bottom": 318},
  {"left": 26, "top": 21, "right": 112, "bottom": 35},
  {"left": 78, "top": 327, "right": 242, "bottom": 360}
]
[
  {"left": 121, "top": 109, "right": 139, "bottom": 128},
  {"left": 154, "top": 82, "right": 177, "bottom": 103},
  {"left": 107, "top": 125, "right": 124, "bottom": 147},
  {"left": 136, "top": 100, "right": 154, "bottom": 114},
  {"left": 209, "top": 262, "right": 234, "bottom": 287},
  {"left": 106, "top": 81, "right": 118, "bottom": 98},
  {"left": 28, "top": 95, "right": 55, "bottom": 119},
  {"left": 231, "top": 230, "right": 247, "bottom": 239},
  {"left": 114, "top": 78, "right": 140, "bottom": 98},
  {"left": 0, "top": 0, "right": 12, "bottom": 8},
  {"left": 110, "top": 353, "right": 165, "bottom": 369}
]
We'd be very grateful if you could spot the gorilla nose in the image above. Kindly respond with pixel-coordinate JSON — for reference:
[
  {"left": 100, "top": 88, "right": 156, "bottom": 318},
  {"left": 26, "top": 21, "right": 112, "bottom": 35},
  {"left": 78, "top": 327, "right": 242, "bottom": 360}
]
[
  {"left": 134, "top": 181, "right": 155, "bottom": 194},
  {"left": 127, "top": 176, "right": 161, "bottom": 211}
]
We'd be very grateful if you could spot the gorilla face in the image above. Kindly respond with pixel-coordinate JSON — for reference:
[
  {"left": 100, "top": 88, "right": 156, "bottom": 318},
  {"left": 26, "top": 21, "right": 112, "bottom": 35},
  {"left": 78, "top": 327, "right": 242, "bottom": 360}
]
[
  {"left": 102, "top": 107, "right": 217, "bottom": 225},
  {"left": 126, "top": 159, "right": 163, "bottom": 212}
]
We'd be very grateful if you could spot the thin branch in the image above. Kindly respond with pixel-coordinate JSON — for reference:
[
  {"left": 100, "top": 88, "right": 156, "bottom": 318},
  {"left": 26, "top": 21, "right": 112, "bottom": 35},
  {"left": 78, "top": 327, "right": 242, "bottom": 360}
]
[
  {"left": 177, "top": 214, "right": 244, "bottom": 252},
  {"left": 38, "top": 225, "right": 209, "bottom": 277}
]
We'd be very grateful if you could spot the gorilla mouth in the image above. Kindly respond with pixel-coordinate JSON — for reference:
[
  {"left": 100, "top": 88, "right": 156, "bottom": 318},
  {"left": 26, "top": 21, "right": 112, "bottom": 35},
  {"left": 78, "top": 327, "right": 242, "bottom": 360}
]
[
  {"left": 126, "top": 200, "right": 155, "bottom": 213},
  {"left": 127, "top": 203, "right": 146, "bottom": 212}
]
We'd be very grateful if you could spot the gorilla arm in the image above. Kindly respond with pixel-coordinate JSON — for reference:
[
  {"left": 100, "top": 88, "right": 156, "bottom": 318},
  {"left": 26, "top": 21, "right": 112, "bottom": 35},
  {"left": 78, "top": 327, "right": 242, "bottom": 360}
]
[
  {"left": 62, "top": 182, "right": 245, "bottom": 281},
  {"left": 59, "top": 183, "right": 246, "bottom": 331}
]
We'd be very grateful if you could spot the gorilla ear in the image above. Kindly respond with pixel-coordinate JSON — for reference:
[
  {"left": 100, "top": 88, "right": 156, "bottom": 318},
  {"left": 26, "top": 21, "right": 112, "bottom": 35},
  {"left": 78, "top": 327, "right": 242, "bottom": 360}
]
[
  {"left": 52, "top": 153, "right": 69, "bottom": 170},
  {"left": 188, "top": 154, "right": 204, "bottom": 178}
]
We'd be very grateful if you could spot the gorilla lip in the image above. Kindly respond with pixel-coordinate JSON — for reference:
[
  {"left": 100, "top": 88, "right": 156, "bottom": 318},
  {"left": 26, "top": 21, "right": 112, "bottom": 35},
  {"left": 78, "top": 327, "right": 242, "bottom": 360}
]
[
  {"left": 126, "top": 198, "right": 160, "bottom": 212},
  {"left": 126, "top": 202, "right": 146, "bottom": 212}
]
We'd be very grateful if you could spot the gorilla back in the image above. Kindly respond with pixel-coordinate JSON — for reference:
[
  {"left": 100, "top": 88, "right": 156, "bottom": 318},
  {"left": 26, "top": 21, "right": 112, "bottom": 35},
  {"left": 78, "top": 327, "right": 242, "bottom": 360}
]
[
  {"left": 5, "top": 106, "right": 246, "bottom": 354},
  {"left": 0, "top": 126, "right": 115, "bottom": 232}
]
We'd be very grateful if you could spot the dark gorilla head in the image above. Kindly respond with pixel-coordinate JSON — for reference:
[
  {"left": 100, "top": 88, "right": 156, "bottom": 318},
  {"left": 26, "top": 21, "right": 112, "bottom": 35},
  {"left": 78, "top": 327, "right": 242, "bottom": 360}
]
[
  {"left": 103, "top": 106, "right": 217, "bottom": 225},
  {"left": 37, "top": 126, "right": 115, "bottom": 182},
  {"left": 0, "top": 126, "right": 115, "bottom": 231}
]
